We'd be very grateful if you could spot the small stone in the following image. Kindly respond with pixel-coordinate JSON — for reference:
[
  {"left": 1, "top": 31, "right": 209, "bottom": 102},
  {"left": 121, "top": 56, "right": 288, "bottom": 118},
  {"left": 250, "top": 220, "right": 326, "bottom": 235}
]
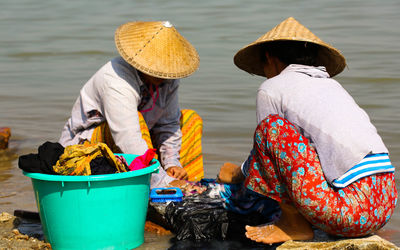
[
  {"left": 11, "top": 229, "right": 19, "bottom": 235},
  {"left": 0, "top": 127, "right": 11, "bottom": 150},
  {"left": 15, "top": 234, "right": 29, "bottom": 240},
  {"left": 144, "top": 221, "right": 172, "bottom": 235},
  {"left": 0, "top": 212, "right": 13, "bottom": 223}
]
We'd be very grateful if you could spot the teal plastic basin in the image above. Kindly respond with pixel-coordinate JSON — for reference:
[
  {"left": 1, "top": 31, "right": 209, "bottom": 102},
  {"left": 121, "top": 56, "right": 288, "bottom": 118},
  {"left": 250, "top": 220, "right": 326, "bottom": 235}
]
[{"left": 23, "top": 154, "right": 159, "bottom": 250}]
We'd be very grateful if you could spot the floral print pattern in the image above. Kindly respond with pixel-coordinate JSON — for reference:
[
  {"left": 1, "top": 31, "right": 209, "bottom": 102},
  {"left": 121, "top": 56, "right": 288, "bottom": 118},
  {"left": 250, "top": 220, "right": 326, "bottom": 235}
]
[{"left": 244, "top": 114, "right": 397, "bottom": 237}]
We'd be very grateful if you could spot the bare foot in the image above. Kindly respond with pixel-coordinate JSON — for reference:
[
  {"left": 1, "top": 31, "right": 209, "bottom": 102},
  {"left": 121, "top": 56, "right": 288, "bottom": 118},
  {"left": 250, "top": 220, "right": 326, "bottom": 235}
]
[{"left": 245, "top": 203, "right": 314, "bottom": 244}]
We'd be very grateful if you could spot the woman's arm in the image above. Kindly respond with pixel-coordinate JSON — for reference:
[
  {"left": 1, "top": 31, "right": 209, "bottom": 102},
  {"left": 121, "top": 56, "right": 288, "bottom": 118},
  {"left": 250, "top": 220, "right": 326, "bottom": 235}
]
[
  {"left": 102, "top": 74, "right": 149, "bottom": 154},
  {"left": 150, "top": 80, "right": 183, "bottom": 171}
]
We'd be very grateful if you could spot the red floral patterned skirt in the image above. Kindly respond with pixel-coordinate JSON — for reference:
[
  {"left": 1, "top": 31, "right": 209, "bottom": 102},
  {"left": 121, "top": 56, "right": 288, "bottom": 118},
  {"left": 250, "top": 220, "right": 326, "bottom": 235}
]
[{"left": 244, "top": 114, "right": 397, "bottom": 237}]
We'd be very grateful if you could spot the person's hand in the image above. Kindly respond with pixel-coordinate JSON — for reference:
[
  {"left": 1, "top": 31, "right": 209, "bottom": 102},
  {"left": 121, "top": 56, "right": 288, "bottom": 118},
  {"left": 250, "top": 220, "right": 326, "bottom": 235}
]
[
  {"left": 168, "top": 180, "right": 206, "bottom": 195},
  {"left": 166, "top": 166, "right": 188, "bottom": 180},
  {"left": 216, "top": 162, "right": 245, "bottom": 184},
  {"left": 168, "top": 179, "right": 187, "bottom": 187}
]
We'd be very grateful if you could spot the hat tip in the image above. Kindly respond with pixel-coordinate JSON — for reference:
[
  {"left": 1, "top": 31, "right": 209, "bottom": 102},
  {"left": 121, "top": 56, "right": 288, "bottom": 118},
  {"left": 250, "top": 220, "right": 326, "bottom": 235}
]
[
  {"left": 286, "top": 16, "right": 297, "bottom": 22},
  {"left": 163, "top": 21, "right": 173, "bottom": 28}
]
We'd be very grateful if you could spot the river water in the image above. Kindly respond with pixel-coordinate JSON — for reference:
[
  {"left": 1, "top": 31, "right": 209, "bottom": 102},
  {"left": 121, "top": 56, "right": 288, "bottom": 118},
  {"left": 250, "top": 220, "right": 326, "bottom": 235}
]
[{"left": 1, "top": 0, "right": 400, "bottom": 247}]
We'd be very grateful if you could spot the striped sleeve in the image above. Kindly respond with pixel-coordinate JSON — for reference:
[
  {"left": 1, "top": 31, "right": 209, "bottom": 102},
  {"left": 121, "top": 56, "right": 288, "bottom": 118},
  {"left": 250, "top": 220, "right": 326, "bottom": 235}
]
[{"left": 332, "top": 153, "right": 394, "bottom": 188}]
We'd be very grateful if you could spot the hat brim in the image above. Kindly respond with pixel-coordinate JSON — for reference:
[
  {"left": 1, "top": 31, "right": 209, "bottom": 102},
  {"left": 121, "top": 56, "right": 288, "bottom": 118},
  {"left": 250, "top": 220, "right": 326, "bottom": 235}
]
[{"left": 234, "top": 39, "right": 346, "bottom": 77}]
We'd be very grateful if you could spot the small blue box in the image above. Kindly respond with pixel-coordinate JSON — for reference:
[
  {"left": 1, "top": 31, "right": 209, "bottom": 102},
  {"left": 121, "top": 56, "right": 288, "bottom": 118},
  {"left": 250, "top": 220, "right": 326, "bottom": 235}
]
[{"left": 150, "top": 187, "right": 183, "bottom": 202}]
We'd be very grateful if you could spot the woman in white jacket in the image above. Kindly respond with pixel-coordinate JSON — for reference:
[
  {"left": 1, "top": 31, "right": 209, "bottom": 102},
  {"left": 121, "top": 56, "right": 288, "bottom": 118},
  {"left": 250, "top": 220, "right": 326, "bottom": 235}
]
[{"left": 60, "top": 21, "right": 204, "bottom": 189}]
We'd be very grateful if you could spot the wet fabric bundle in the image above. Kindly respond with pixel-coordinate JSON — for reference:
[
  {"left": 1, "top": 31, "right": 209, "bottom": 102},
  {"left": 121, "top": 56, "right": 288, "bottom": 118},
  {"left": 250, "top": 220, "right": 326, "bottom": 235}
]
[
  {"left": 53, "top": 143, "right": 127, "bottom": 175},
  {"left": 18, "top": 141, "right": 155, "bottom": 176}
]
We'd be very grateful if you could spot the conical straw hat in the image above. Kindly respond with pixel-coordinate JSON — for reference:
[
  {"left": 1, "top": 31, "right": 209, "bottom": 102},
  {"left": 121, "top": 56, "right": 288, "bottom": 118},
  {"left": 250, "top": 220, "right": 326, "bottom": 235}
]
[
  {"left": 115, "top": 21, "right": 199, "bottom": 79},
  {"left": 234, "top": 17, "right": 346, "bottom": 77}
]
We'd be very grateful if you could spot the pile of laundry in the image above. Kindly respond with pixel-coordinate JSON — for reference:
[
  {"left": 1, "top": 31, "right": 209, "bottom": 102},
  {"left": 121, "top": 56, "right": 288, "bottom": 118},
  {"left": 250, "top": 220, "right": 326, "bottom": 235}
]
[
  {"left": 148, "top": 179, "right": 281, "bottom": 242},
  {"left": 18, "top": 141, "right": 155, "bottom": 176}
]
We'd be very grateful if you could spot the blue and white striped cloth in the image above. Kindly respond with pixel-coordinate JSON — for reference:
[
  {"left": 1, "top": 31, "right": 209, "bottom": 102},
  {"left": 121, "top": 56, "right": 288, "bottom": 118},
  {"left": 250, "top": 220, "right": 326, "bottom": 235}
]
[{"left": 332, "top": 153, "right": 394, "bottom": 188}]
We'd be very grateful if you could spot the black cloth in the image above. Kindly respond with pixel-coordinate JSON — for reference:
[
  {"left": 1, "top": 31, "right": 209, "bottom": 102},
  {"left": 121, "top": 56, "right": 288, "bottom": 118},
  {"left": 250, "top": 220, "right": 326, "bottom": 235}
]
[
  {"left": 18, "top": 141, "right": 64, "bottom": 174},
  {"left": 90, "top": 157, "right": 118, "bottom": 175},
  {"left": 163, "top": 193, "right": 274, "bottom": 242},
  {"left": 165, "top": 195, "right": 228, "bottom": 241}
]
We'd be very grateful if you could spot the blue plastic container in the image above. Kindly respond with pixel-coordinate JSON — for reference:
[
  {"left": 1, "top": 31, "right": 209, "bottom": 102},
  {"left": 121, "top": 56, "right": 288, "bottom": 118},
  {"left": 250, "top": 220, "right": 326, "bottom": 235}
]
[
  {"left": 150, "top": 187, "right": 183, "bottom": 202},
  {"left": 23, "top": 154, "right": 159, "bottom": 250}
]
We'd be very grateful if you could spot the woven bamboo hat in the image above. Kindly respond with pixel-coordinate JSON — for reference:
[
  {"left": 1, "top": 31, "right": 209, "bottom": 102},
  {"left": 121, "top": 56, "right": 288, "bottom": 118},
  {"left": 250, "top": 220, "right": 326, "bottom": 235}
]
[
  {"left": 234, "top": 17, "right": 346, "bottom": 77},
  {"left": 115, "top": 21, "right": 199, "bottom": 79}
]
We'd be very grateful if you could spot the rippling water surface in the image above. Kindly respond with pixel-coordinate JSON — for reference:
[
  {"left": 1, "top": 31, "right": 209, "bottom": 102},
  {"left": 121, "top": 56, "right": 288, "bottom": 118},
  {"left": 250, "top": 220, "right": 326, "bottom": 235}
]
[{"left": 1, "top": 0, "right": 400, "bottom": 246}]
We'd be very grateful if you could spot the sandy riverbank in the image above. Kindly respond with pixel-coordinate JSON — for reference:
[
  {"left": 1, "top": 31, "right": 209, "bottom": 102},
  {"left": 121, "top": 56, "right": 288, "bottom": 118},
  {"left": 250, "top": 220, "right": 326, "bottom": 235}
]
[{"left": 1, "top": 211, "right": 399, "bottom": 250}]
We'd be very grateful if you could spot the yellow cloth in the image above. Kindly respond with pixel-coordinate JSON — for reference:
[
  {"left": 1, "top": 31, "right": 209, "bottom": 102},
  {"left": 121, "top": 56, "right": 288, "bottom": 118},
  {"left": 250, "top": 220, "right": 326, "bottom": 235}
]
[
  {"left": 89, "top": 112, "right": 153, "bottom": 152},
  {"left": 179, "top": 109, "right": 204, "bottom": 181},
  {"left": 53, "top": 143, "right": 127, "bottom": 176},
  {"left": 90, "top": 109, "right": 204, "bottom": 181}
]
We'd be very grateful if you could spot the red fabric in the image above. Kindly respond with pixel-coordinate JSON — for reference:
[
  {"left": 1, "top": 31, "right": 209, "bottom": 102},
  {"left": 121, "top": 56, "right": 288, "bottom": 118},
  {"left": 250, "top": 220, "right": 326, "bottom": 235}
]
[
  {"left": 129, "top": 148, "right": 157, "bottom": 171},
  {"left": 244, "top": 114, "right": 397, "bottom": 237}
]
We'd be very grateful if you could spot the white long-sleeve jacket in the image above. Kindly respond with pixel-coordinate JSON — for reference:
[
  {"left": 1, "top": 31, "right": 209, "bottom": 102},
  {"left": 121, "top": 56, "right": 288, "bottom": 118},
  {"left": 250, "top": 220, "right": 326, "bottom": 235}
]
[{"left": 59, "top": 56, "right": 181, "bottom": 187}]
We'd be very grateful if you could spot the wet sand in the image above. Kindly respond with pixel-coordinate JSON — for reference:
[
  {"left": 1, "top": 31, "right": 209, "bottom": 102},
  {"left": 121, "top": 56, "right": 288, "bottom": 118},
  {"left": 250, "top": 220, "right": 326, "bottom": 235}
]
[{"left": 1, "top": 211, "right": 399, "bottom": 250}]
